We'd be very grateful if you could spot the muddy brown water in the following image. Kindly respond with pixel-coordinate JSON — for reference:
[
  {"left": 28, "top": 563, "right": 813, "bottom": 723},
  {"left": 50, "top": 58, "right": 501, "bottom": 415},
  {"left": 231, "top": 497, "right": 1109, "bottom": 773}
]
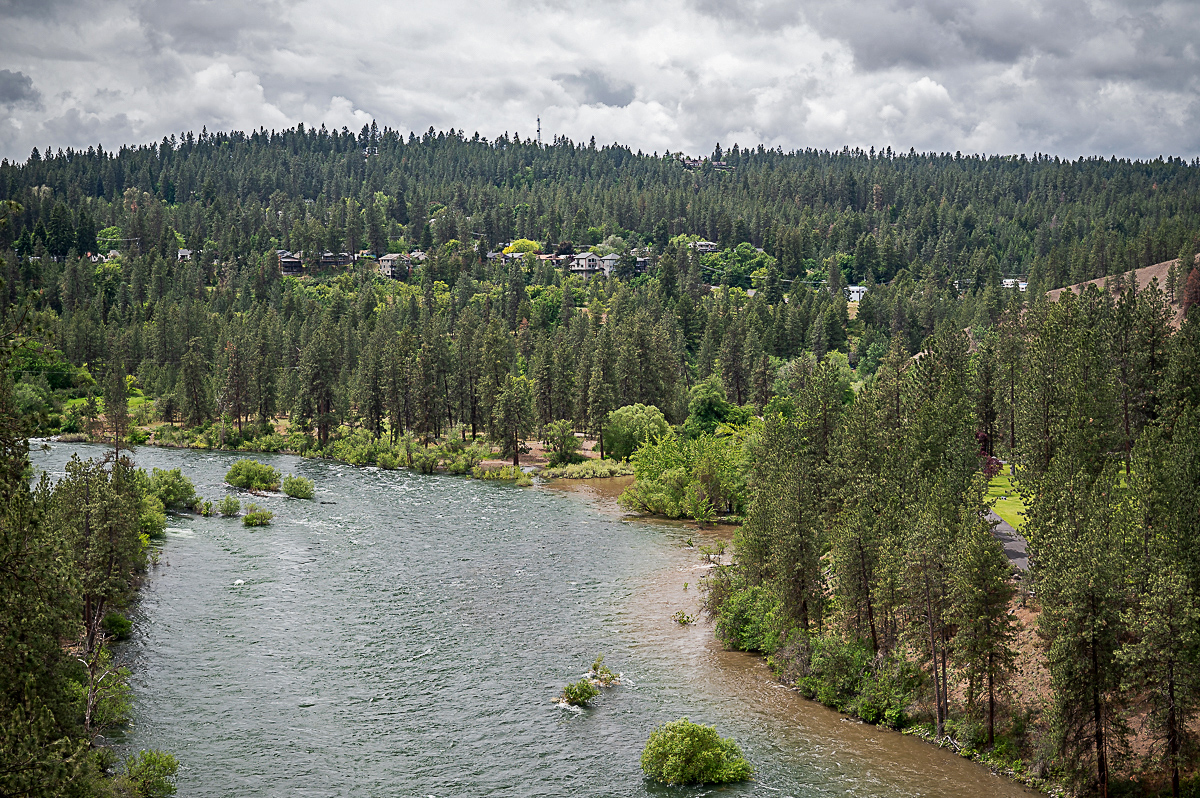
[{"left": 34, "top": 443, "right": 1036, "bottom": 797}]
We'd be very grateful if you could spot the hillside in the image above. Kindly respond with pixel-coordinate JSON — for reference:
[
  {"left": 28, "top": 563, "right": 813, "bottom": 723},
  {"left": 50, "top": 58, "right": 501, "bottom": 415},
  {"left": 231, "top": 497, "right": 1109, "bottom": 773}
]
[{"left": 1047, "top": 256, "right": 1192, "bottom": 326}]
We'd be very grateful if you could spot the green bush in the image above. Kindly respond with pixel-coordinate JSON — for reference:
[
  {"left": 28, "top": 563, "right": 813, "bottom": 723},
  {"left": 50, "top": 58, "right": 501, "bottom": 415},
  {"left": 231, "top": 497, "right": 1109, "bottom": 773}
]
[
  {"left": 102, "top": 612, "right": 132, "bottom": 641},
  {"left": 242, "top": 503, "right": 274, "bottom": 527},
  {"left": 218, "top": 495, "right": 240, "bottom": 517},
  {"left": 590, "top": 655, "right": 618, "bottom": 686},
  {"left": 148, "top": 468, "right": 197, "bottom": 510},
  {"left": 472, "top": 464, "right": 523, "bottom": 480},
  {"left": 545, "top": 419, "right": 583, "bottom": 466},
  {"left": 541, "top": 459, "right": 634, "bottom": 479},
  {"left": 225, "top": 459, "right": 281, "bottom": 491},
  {"left": 640, "top": 718, "right": 753, "bottom": 785},
  {"left": 561, "top": 679, "right": 600, "bottom": 706},
  {"left": 377, "top": 451, "right": 399, "bottom": 470},
  {"left": 799, "top": 635, "right": 871, "bottom": 711},
  {"left": 115, "top": 749, "right": 178, "bottom": 798},
  {"left": 282, "top": 474, "right": 315, "bottom": 499},
  {"left": 412, "top": 448, "right": 440, "bottom": 474},
  {"left": 714, "top": 585, "right": 783, "bottom": 653}
]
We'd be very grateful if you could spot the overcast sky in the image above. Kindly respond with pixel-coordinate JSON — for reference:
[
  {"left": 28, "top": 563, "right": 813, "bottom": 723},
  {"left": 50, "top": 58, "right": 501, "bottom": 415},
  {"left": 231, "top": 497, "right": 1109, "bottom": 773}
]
[{"left": 1, "top": 0, "right": 1197, "bottom": 163}]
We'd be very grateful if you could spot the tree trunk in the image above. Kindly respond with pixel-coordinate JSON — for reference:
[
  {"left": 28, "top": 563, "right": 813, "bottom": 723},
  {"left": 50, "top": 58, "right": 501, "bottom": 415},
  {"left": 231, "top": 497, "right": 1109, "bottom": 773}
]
[
  {"left": 923, "top": 560, "right": 943, "bottom": 737},
  {"left": 1169, "top": 664, "right": 1179, "bottom": 798},
  {"left": 987, "top": 650, "right": 995, "bottom": 746},
  {"left": 1091, "top": 594, "right": 1108, "bottom": 798},
  {"left": 858, "top": 537, "right": 878, "bottom": 653}
]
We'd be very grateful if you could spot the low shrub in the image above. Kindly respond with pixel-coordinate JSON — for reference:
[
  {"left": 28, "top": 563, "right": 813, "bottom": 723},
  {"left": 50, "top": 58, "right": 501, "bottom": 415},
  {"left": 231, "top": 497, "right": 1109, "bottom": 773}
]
[
  {"left": 377, "top": 451, "right": 399, "bottom": 470},
  {"left": 282, "top": 474, "right": 315, "bottom": 499},
  {"left": 640, "top": 718, "right": 753, "bottom": 785},
  {"left": 590, "top": 655, "right": 619, "bottom": 686},
  {"left": 225, "top": 459, "right": 281, "bottom": 491},
  {"left": 472, "top": 464, "right": 523, "bottom": 481},
  {"left": 102, "top": 612, "right": 132, "bottom": 641},
  {"left": 218, "top": 495, "right": 241, "bottom": 517},
  {"left": 242, "top": 503, "right": 274, "bottom": 527},
  {"left": 412, "top": 448, "right": 440, "bottom": 474},
  {"left": 561, "top": 679, "right": 600, "bottom": 706},
  {"left": 713, "top": 584, "right": 783, "bottom": 653},
  {"left": 114, "top": 749, "right": 178, "bottom": 798},
  {"left": 541, "top": 459, "right": 634, "bottom": 479}
]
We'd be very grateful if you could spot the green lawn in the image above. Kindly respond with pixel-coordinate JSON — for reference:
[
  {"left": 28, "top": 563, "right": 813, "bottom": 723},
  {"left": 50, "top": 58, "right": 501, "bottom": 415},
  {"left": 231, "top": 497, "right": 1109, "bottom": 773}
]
[{"left": 987, "top": 472, "right": 1026, "bottom": 531}]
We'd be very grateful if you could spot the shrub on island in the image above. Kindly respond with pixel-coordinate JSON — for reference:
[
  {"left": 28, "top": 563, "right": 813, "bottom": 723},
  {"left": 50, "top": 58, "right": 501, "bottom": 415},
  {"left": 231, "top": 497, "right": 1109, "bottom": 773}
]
[
  {"left": 218, "top": 495, "right": 241, "bottom": 517},
  {"left": 282, "top": 474, "right": 315, "bottom": 499},
  {"left": 242, "top": 503, "right": 274, "bottom": 527},
  {"left": 560, "top": 679, "right": 600, "bottom": 707},
  {"left": 225, "top": 459, "right": 281, "bottom": 491},
  {"left": 640, "top": 718, "right": 753, "bottom": 785}
]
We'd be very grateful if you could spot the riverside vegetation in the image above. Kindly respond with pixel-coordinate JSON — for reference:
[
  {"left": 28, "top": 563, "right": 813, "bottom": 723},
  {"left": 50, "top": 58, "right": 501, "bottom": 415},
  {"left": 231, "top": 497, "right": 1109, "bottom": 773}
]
[{"left": 3, "top": 126, "right": 1200, "bottom": 795}]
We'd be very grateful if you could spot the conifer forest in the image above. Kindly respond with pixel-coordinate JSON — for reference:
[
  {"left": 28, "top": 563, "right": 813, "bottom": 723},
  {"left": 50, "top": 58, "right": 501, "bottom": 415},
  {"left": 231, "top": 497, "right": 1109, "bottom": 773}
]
[{"left": 3, "top": 125, "right": 1200, "bottom": 796}]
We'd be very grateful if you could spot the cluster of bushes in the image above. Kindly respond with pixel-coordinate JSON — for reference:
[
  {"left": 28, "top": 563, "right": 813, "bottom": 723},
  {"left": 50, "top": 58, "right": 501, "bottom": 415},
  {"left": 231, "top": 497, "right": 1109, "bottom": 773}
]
[
  {"left": 618, "top": 429, "right": 748, "bottom": 521},
  {"left": 241, "top": 503, "right": 274, "bottom": 527},
  {"left": 471, "top": 464, "right": 533, "bottom": 486},
  {"left": 558, "top": 656, "right": 622, "bottom": 707},
  {"left": 708, "top": 571, "right": 922, "bottom": 731},
  {"left": 540, "top": 459, "right": 634, "bottom": 479},
  {"left": 152, "top": 420, "right": 311, "bottom": 454}
]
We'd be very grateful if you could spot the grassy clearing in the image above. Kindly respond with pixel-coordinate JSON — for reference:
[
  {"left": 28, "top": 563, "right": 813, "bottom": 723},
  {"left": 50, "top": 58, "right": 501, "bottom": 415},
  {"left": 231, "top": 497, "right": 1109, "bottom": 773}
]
[{"left": 987, "top": 472, "right": 1026, "bottom": 531}]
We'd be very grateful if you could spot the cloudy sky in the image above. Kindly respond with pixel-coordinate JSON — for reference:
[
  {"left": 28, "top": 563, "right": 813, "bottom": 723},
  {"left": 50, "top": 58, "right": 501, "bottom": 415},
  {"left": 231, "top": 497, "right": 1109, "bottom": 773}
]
[{"left": 1, "top": 0, "right": 1197, "bottom": 163}]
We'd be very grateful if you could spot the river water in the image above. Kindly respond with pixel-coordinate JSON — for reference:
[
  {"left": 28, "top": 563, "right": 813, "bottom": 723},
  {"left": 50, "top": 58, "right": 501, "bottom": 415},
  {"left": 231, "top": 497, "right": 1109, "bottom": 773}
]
[{"left": 32, "top": 442, "right": 1036, "bottom": 798}]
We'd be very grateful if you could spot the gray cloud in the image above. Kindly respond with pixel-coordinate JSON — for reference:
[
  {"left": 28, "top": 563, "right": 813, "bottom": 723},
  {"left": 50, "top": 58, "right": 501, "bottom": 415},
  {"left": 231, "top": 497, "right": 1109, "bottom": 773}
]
[
  {"left": 555, "top": 70, "right": 636, "bottom": 107},
  {"left": 0, "top": 69, "right": 39, "bottom": 107},
  {"left": 0, "top": 0, "right": 1196, "bottom": 162}
]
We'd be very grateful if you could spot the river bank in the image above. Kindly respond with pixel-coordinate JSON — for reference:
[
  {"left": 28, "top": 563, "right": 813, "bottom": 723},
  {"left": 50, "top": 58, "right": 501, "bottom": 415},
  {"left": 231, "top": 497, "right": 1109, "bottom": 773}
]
[{"left": 545, "top": 477, "right": 1046, "bottom": 797}]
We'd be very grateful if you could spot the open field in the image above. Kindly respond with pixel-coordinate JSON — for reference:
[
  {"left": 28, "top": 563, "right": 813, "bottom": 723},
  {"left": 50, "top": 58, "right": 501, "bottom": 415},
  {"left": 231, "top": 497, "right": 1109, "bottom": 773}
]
[{"left": 987, "top": 471, "right": 1026, "bottom": 531}]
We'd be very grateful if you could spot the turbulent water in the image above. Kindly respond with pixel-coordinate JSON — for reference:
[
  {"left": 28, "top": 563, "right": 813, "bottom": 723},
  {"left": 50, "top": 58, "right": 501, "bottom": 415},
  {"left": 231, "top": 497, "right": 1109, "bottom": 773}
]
[{"left": 32, "top": 442, "right": 1035, "bottom": 798}]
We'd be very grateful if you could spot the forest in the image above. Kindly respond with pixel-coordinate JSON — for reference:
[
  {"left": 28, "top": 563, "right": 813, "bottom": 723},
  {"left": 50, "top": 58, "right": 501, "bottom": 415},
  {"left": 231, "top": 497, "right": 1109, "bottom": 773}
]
[{"left": 2, "top": 125, "right": 1200, "bottom": 796}]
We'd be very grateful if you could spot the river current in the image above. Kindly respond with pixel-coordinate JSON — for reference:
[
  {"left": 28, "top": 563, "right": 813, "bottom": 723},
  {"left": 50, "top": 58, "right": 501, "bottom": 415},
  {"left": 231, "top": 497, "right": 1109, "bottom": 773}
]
[{"left": 32, "top": 442, "right": 1035, "bottom": 798}]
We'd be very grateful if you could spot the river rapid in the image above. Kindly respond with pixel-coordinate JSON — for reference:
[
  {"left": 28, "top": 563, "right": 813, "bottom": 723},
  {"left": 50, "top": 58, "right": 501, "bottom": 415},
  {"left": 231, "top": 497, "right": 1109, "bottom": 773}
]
[{"left": 32, "top": 442, "right": 1036, "bottom": 798}]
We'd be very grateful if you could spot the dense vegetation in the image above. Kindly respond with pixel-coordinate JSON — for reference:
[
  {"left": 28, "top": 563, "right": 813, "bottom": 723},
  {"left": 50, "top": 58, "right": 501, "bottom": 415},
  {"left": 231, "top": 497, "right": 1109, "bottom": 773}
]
[
  {"left": 0, "top": 346, "right": 180, "bottom": 794},
  {"left": 3, "top": 125, "right": 1200, "bottom": 796}
]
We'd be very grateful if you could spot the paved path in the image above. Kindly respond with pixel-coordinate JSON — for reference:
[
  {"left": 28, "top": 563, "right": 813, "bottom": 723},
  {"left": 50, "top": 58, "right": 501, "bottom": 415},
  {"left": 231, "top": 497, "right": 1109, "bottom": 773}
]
[{"left": 988, "top": 510, "right": 1029, "bottom": 571}]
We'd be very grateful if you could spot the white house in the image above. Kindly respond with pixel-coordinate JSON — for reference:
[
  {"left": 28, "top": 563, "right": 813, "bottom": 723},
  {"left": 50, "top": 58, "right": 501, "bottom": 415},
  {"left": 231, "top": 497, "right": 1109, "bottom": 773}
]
[
  {"left": 689, "top": 240, "right": 719, "bottom": 253},
  {"left": 846, "top": 285, "right": 869, "bottom": 302},
  {"left": 1001, "top": 278, "right": 1019, "bottom": 289}
]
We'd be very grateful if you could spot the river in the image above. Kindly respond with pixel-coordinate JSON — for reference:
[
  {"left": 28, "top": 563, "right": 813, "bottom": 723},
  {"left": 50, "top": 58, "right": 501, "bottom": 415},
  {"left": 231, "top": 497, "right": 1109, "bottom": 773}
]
[{"left": 32, "top": 442, "right": 1037, "bottom": 798}]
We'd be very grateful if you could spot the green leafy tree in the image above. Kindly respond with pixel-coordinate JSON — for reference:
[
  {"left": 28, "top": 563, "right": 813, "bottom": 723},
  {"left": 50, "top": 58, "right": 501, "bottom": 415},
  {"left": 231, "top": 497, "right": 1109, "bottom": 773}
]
[{"left": 603, "top": 403, "right": 668, "bottom": 461}]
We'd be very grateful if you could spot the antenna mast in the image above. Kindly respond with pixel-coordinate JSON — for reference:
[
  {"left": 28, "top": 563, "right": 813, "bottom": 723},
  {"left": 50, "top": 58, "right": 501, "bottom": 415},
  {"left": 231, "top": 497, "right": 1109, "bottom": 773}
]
[{"left": 537, "top": 116, "right": 541, "bottom": 145}]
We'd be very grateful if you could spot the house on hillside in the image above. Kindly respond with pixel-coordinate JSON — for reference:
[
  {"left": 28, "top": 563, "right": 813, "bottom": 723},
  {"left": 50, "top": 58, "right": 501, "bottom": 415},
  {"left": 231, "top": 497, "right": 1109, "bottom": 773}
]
[
  {"left": 320, "top": 252, "right": 352, "bottom": 268},
  {"left": 278, "top": 251, "right": 303, "bottom": 276},
  {"left": 379, "top": 253, "right": 410, "bottom": 279},
  {"left": 847, "top": 285, "right": 869, "bottom": 302},
  {"left": 570, "top": 252, "right": 604, "bottom": 279},
  {"left": 689, "top": 240, "right": 718, "bottom": 254},
  {"left": 177, "top": 248, "right": 193, "bottom": 262}
]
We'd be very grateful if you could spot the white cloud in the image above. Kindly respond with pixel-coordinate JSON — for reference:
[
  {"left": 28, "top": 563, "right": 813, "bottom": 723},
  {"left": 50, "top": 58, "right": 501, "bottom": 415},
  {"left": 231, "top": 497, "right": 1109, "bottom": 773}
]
[{"left": 0, "top": 0, "right": 1196, "bottom": 161}]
